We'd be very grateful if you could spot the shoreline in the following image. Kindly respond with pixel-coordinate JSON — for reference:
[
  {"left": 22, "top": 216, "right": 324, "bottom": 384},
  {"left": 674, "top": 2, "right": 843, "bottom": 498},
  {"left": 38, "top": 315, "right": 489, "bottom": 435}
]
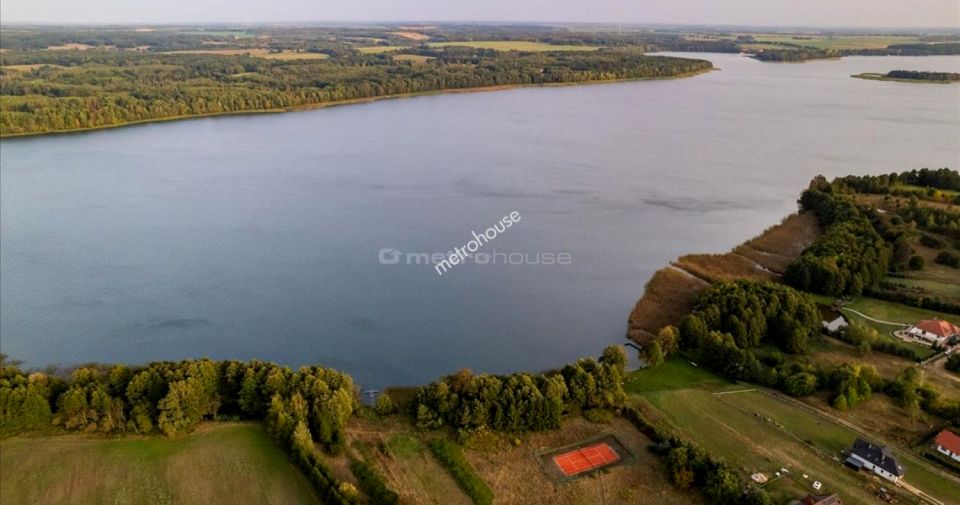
[{"left": 0, "top": 68, "right": 713, "bottom": 139}]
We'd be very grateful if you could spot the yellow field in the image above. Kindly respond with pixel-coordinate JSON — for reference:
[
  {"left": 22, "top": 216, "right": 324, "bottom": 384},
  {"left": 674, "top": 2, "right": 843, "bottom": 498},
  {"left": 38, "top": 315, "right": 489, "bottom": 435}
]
[
  {"left": 393, "top": 54, "right": 434, "bottom": 63},
  {"left": 1, "top": 64, "right": 65, "bottom": 72},
  {"left": 356, "top": 46, "right": 409, "bottom": 54},
  {"left": 428, "top": 41, "right": 600, "bottom": 51},
  {"left": 163, "top": 48, "right": 328, "bottom": 60},
  {"left": 751, "top": 35, "right": 921, "bottom": 50}
]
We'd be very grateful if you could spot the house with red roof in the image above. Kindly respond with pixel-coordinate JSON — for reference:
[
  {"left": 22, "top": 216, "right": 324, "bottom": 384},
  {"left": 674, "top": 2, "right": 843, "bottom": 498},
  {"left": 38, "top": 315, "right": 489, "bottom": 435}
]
[
  {"left": 934, "top": 429, "right": 960, "bottom": 462},
  {"left": 905, "top": 319, "right": 959, "bottom": 347}
]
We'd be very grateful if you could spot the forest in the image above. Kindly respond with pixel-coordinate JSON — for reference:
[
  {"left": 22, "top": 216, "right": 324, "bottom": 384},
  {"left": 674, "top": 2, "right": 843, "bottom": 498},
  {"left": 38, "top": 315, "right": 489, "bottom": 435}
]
[
  {"left": 0, "top": 46, "right": 711, "bottom": 136},
  {"left": 885, "top": 70, "right": 960, "bottom": 82},
  {"left": 784, "top": 184, "right": 892, "bottom": 296}
]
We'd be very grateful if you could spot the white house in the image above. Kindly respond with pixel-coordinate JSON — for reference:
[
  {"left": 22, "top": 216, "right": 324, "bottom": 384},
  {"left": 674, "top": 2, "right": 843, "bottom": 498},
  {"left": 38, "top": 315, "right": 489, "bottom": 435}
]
[
  {"left": 906, "top": 319, "right": 959, "bottom": 347},
  {"left": 934, "top": 430, "right": 960, "bottom": 462},
  {"left": 844, "top": 438, "right": 904, "bottom": 483},
  {"left": 819, "top": 306, "right": 848, "bottom": 333}
]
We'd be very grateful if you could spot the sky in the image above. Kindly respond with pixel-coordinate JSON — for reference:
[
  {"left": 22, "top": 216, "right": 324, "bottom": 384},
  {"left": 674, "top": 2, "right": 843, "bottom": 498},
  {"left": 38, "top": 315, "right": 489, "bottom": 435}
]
[{"left": 1, "top": 0, "right": 959, "bottom": 28}]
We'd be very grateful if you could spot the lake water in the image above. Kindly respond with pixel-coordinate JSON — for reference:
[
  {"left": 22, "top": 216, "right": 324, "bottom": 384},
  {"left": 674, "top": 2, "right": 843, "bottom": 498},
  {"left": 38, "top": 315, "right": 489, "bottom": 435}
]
[{"left": 2, "top": 53, "right": 959, "bottom": 389}]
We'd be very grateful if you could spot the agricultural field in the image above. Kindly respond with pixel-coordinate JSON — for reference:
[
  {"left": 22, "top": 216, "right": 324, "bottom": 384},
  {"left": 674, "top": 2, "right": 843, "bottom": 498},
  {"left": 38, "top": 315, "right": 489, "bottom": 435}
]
[
  {"left": 356, "top": 45, "right": 410, "bottom": 54},
  {"left": 427, "top": 41, "right": 600, "bottom": 51},
  {"left": 627, "top": 359, "right": 960, "bottom": 505},
  {"left": 0, "top": 423, "right": 320, "bottom": 505},
  {"left": 393, "top": 54, "right": 434, "bottom": 63},
  {"left": 0, "top": 63, "right": 65, "bottom": 72},
  {"left": 162, "top": 48, "right": 329, "bottom": 60},
  {"left": 750, "top": 35, "right": 921, "bottom": 50}
]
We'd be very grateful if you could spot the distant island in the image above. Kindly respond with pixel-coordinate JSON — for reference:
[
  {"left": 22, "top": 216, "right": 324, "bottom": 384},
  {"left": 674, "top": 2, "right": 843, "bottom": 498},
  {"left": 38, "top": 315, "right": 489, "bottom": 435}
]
[{"left": 852, "top": 70, "right": 960, "bottom": 83}]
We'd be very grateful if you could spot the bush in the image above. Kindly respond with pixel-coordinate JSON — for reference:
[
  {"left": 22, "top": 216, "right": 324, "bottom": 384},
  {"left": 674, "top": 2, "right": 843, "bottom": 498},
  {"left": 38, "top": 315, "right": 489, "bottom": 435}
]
[
  {"left": 920, "top": 234, "right": 947, "bottom": 249},
  {"left": 936, "top": 251, "right": 960, "bottom": 268},
  {"left": 374, "top": 394, "right": 396, "bottom": 416},
  {"left": 349, "top": 459, "right": 399, "bottom": 505},
  {"left": 908, "top": 255, "right": 925, "bottom": 270},
  {"left": 583, "top": 408, "right": 613, "bottom": 424},
  {"left": 946, "top": 354, "right": 960, "bottom": 373},
  {"left": 429, "top": 439, "right": 494, "bottom": 505}
]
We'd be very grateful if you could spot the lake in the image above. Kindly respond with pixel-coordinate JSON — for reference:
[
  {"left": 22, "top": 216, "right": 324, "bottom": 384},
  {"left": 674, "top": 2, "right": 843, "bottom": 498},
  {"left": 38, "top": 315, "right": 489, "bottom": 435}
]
[{"left": 2, "top": 53, "right": 958, "bottom": 389}]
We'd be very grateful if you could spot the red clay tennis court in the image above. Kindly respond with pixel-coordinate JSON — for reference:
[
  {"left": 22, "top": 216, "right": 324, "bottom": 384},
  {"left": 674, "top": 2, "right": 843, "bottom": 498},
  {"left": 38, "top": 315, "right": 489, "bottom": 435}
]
[{"left": 552, "top": 442, "right": 621, "bottom": 477}]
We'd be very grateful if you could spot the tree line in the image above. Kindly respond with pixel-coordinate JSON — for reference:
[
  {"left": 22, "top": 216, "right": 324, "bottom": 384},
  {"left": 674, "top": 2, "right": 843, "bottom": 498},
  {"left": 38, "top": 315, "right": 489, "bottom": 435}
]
[
  {"left": 885, "top": 70, "right": 960, "bottom": 82},
  {"left": 0, "top": 48, "right": 712, "bottom": 135},
  {"left": 413, "top": 346, "right": 627, "bottom": 434}
]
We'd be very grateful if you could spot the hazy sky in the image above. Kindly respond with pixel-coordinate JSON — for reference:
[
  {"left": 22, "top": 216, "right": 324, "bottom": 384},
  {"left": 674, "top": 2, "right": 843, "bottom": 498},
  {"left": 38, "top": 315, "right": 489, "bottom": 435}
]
[{"left": 2, "top": 0, "right": 959, "bottom": 28}]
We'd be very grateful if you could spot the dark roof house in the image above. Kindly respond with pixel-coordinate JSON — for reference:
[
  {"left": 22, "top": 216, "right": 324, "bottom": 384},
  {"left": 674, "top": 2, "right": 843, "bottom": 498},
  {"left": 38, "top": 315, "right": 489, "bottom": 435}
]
[{"left": 845, "top": 438, "right": 904, "bottom": 482}]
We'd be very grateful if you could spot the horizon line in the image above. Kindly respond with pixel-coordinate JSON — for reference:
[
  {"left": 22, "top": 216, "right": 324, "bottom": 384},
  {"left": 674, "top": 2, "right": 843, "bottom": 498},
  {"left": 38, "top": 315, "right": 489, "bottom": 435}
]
[{"left": 1, "top": 20, "right": 959, "bottom": 31}]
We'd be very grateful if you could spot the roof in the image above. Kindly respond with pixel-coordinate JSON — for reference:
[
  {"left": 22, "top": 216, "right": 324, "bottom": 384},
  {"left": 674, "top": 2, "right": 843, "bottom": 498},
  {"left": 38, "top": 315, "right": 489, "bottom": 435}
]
[
  {"left": 934, "top": 430, "right": 960, "bottom": 454},
  {"left": 850, "top": 438, "right": 904, "bottom": 477},
  {"left": 802, "top": 495, "right": 842, "bottom": 505},
  {"left": 818, "top": 305, "right": 845, "bottom": 322},
  {"left": 912, "top": 319, "right": 960, "bottom": 338}
]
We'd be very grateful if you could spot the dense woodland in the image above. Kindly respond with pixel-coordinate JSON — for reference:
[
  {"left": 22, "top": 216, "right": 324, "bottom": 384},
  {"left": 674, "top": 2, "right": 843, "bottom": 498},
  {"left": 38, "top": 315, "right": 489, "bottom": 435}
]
[
  {"left": 785, "top": 184, "right": 891, "bottom": 296},
  {"left": 0, "top": 47, "right": 711, "bottom": 135},
  {"left": 412, "top": 346, "right": 627, "bottom": 433},
  {"left": 884, "top": 70, "right": 960, "bottom": 82}
]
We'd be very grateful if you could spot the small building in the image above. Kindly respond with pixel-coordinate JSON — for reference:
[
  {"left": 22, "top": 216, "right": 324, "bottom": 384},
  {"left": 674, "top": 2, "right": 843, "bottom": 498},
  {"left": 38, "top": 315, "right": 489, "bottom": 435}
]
[
  {"left": 906, "top": 319, "right": 960, "bottom": 347},
  {"left": 844, "top": 438, "right": 904, "bottom": 483},
  {"left": 801, "top": 494, "right": 843, "bottom": 505},
  {"left": 934, "top": 429, "right": 960, "bottom": 462},
  {"left": 819, "top": 305, "right": 848, "bottom": 333}
]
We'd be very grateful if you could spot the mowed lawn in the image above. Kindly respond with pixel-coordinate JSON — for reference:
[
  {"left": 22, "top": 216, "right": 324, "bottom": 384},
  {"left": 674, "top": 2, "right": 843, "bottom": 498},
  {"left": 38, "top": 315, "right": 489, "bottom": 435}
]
[
  {"left": 842, "top": 295, "right": 957, "bottom": 357},
  {"left": 0, "top": 423, "right": 319, "bottom": 505},
  {"left": 427, "top": 41, "right": 600, "bottom": 51}
]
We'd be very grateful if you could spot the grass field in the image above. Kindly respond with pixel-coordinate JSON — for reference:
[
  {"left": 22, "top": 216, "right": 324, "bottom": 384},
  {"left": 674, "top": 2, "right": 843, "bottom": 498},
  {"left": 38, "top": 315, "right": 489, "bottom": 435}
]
[
  {"left": 356, "top": 46, "right": 409, "bottom": 54},
  {"left": 630, "top": 359, "right": 960, "bottom": 504},
  {"left": 346, "top": 413, "right": 703, "bottom": 505},
  {"left": 393, "top": 54, "right": 434, "bottom": 63},
  {"left": 887, "top": 276, "right": 960, "bottom": 302},
  {"left": 751, "top": 35, "right": 921, "bottom": 50},
  {"left": 625, "top": 358, "right": 731, "bottom": 394},
  {"left": 640, "top": 386, "right": 888, "bottom": 504},
  {"left": 721, "top": 391, "right": 959, "bottom": 504},
  {"left": 843, "top": 296, "right": 956, "bottom": 333},
  {"left": 427, "top": 41, "right": 600, "bottom": 51},
  {"left": 0, "top": 423, "right": 319, "bottom": 505},
  {"left": 163, "top": 48, "right": 329, "bottom": 60},
  {"left": 1, "top": 64, "right": 65, "bottom": 72}
]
